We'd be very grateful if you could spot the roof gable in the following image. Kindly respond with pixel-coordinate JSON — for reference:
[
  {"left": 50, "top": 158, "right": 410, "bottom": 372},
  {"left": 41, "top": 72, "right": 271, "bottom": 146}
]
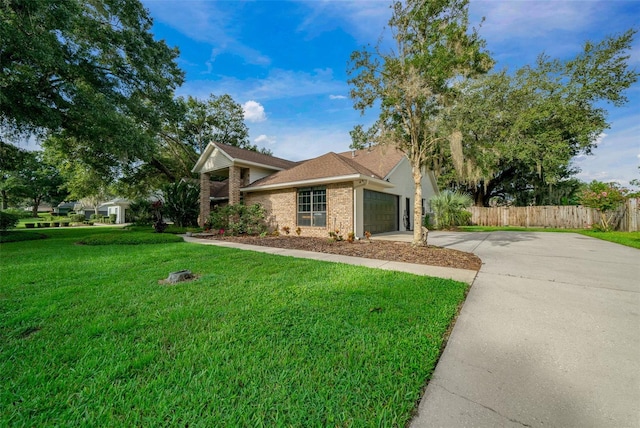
[{"left": 193, "top": 142, "right": 297, "bottom": 173}]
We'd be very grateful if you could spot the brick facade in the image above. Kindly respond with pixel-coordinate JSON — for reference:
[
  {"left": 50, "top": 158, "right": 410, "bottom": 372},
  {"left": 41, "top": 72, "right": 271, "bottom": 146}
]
[
  {"left": 245, "top": 182, "right": 354, "bottom": 238},
  {"left": 199, "top": 172, "right": 211, "bottom": 227},
  {"left": 229, "top": 166, "right": 241, "bottom": 205}
]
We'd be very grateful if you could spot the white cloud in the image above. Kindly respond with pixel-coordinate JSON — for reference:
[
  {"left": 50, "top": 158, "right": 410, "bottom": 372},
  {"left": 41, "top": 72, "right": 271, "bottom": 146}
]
[
  {"left": 329, "top": 95, "right": 347, "bottom": 100},
  {"left": 242, "top": 101, "right": 267, "bottom": 123},
  {"left": 254, "top": 134, "right": 276, "bottom": 146}
]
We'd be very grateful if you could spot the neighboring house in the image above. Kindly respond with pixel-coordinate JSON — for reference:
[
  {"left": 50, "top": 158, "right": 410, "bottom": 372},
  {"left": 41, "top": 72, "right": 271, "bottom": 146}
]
[
  {"left": 100, "top": 198, "right": 131, "bottom": 224},
  {"left": 75, "top": 203, "right": 108, "bottom": 220},
  {"left": 54, "top": 201, "right": 76, "bottom": 216},
  {"left": 192, "top": 142, "right": 438, "bottom": 237}
]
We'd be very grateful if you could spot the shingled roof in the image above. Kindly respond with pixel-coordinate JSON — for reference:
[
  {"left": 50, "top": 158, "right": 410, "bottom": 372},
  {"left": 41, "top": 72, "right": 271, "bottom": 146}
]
[
  {"left": 215, "top": 142, "right": 298, "bottom": 170},
  {"left": 338, "top": 145, "right": 406, "bottom": 179},
  {"left": 243, "top": 152, "right": 393, "bottom": 191}
]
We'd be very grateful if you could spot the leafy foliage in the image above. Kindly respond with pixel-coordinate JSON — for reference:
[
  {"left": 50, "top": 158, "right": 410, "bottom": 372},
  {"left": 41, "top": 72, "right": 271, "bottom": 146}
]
[
  {"left": 430, "top": 191, "right": 473, "bottom": 229},
  {"left": 162, "top": 181, "right": 199, "bottom": 228},
  {"left": 445, "top": 30, "right": 638, "bottom": 206},
  {"left": 208, "top": 204, "right": 267, "bottom": 236},
  {"left": 0, "top": 211, "right": 19, "bottom": 231},
  {"left": 150, "top": 200, "right": 167, "bottom": 233},
  {"left": 127, "top": 199, "right": 154, "bottom": 225},
  {"left": 0, "top": 208, "right": 33, "bottom": 219},
  {"left": 2, "top": 151, "right": 68, "bottom": 216},
  {"left": 579, "top": 181, "right": 628, "bottom": 231},
  {"left": 0, "top": 0, "right": 184, "bottom": 173}
]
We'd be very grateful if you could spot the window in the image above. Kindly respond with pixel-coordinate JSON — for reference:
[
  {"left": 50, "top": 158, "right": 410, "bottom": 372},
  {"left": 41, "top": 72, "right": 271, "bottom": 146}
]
[{"left": 297, "top": 187, "right": 326, "bottom": 227}]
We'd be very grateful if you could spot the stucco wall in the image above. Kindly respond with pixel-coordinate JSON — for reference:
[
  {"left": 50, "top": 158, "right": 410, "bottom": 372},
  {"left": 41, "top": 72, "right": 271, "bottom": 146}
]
[{"left": 352, "top": 159, "right": 438, "bottom": 236}]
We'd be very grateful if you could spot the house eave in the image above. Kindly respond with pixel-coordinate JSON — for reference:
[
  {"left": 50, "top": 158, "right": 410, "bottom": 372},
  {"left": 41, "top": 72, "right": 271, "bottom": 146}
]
[{"left": 241, "top": 174, "right": 394, "bottom": 192}]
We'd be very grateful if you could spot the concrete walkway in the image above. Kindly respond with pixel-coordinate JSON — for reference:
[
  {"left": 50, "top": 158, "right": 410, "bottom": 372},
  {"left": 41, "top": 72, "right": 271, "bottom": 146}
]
[
  {"left": 411, "top": 231, "right": 640, "bottom": 428},
  {"left": 181, "top": 234, "right": 478, "bottom": 284}
]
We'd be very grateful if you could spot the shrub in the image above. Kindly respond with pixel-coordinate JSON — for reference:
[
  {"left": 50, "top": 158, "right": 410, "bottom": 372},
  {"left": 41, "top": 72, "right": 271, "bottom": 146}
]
[
  {"left": 0, "top": 211, "right": 20, "bottom": 231},
  {"left": 1, "top": 208, "right": 33, "bottom": 219},
  {"left": 128, "top": 199, "right": 153, "bottom": 225},
  {"left": 163, "top": 181, "right": 200, "bottom": 228},
  {"left": 208, "top": 204, "right": 267, "bottom": 236},
  {"left": 430, "top": 191, "right": 473, "bottom": 229},
  {"left": 69, "top": 214, "right": 86, "bottom": 223},
  {"left": 579, "top": 181, "right": 628, "bottom": 231},
  {"left": 109, "top": 213, "right": 117, "bottom": 224}
]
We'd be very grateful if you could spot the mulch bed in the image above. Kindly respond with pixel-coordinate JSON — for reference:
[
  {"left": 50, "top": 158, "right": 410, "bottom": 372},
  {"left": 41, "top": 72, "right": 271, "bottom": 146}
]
[{"left": 196, "top": 235, "right": 482, "bottom": 271}]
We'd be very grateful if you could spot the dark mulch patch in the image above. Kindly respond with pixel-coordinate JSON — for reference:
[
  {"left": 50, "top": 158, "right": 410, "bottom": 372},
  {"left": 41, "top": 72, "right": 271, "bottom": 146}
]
[{"left": 199, "top": 235, "right": 482, "bottom": 271}]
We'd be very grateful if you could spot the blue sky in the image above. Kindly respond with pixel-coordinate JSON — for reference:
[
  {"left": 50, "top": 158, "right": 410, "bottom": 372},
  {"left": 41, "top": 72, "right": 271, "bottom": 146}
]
[{"left": 142, "top": 0, "right": 640, "bottom": 187}]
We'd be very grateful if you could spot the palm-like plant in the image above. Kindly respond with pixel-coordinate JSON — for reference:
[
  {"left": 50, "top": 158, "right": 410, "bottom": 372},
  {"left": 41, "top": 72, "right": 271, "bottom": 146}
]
[{"left": 430, "top": 191, "right": 473, "bottom": 229}]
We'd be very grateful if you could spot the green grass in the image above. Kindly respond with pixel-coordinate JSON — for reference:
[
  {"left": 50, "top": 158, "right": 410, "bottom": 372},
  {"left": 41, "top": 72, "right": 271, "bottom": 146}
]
[
  {"left": 0, "top": 227, "right": 467, "bottom": 426},
  {"left": 458, "top": 226, "right": 640, "bottom": 249},
  {"left": 77, "top": 230, "right": 184, "bottom": 245}
]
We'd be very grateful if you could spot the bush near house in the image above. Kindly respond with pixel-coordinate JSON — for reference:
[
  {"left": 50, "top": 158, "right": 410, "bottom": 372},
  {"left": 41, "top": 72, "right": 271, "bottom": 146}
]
[
  {"left": 208, "top": 204, "right": 267, "bottom": 235},
  {"left": 430, "top": 191, "right": 473, "bottom": 229}
]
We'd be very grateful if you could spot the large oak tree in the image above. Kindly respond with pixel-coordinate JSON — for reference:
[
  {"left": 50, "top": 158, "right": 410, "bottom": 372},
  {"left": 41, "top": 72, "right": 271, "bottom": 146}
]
[{"left": 445, "top": 30, "right": 638, "bottom": 206}]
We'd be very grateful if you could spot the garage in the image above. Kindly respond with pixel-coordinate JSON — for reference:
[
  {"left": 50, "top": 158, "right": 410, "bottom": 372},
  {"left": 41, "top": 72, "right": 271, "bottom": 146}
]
[{"left": 363, "top": 190, "right": 398, "bottom": 234}]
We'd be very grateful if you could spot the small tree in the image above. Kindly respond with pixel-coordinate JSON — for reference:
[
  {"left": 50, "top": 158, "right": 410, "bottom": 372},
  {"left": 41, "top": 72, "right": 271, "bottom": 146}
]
[
  {"left": 579, "top": 181, "right": 627, "bottom": 231},
  {"left": 348, "top": 0, "right": 492, "bottom": 246}
]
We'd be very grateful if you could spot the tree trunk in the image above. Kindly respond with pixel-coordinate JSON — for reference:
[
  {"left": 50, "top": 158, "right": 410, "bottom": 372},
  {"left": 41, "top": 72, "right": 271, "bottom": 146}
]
[
  {"left": 412, "top": 164, "right": 425, "bottom": 246},
  {"left": 1, "top": 190, "right": 7, "bottom": 210},
  {"left": 31, "top": 197, "right": 40, "bottom": 218}
]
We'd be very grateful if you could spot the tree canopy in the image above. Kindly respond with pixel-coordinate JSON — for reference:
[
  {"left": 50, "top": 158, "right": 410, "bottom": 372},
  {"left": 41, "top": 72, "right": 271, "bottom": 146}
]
[
  {"left": 1, "top": 0, "right": 184, "bottom": 171},
  {"left": 444, "top": 29, "right": 638, "bottom": 206}
]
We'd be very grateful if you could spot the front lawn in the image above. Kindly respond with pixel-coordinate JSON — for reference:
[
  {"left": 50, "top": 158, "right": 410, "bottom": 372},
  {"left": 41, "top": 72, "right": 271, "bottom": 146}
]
[
  {"left": 459, "top": 226, "right": 640, "bottom": 249},
  {"left": 0, "top": 228, "right": 467, "bottom": 426}
]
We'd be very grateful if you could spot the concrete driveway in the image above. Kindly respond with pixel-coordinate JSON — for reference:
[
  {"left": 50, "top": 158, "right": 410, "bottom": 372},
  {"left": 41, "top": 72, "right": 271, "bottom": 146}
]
[{"left": 406, "top": 231, "right": 640, "bottom": 427}]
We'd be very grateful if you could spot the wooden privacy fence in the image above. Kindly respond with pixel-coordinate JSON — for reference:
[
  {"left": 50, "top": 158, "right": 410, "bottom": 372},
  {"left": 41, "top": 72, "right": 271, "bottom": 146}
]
[{"left": 468, "top": 198, "right": 639, "bottom": 232}]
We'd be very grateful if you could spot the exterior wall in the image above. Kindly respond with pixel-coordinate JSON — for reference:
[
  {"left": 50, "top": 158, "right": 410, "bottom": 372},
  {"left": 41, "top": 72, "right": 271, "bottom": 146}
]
[
  {"left": 352, "top": 159, "right": 439, "bottom": 236},
  {"left": 385, "top": 159, "right": 438, "bottom": 230},
  {"left": 199, "top": 172, "right": 211, "bottom": 227},
  {"left": 326, "top": 183, "right": 354, "bottom": 235},
  {"left": 244, "top": 182, "right": 354, "bottom": 238},
  {"left": 244, "top": 188, "right": 296, "bottom": 232},
  {"left": 229, "top": 166, "right": 242, "bottom": 205},
  {"left": 247, "top": 166, "right": 276, "bottom": 184}
]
